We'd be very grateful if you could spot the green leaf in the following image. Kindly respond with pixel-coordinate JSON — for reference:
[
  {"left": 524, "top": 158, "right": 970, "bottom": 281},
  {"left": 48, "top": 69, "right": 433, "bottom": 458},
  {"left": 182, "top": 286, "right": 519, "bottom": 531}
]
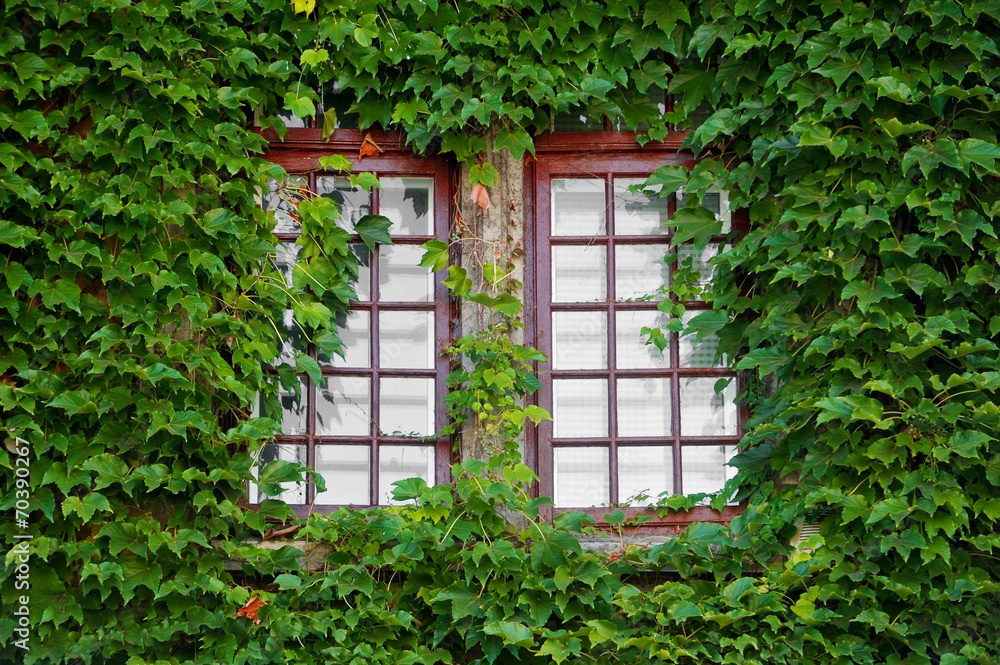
[
  {"left": 81, "top": 454, "right": 131, "bottom": 491},
  {"left": 49, "top": 390, "right": 99, "bottom": 415},
  {"left": 668, "top": 601, "right": 702, "bottom": 621},
  {"left": 958, "top": 138, "right": 1000, "bottom": 173},
  {"left": 646, "top": 164, "right": 689, "bottom": 194},
  {"left": 671, "top": 205, "right": 722, "bottom": 247},
  {"left": 494, "top": 126, "right": 535, "bottom": 161},
  {"left": 484, "top": 621, "right": 534, "bottom": 648},
  {"left": 62, "top": 493, "right": 112, "bottom": 522},
  {"left": 0, "top": 220, "right": 39, "bottom": 247},
  {"left": 354, "top": 214, "right": 393, "bottom": 250},
  {"left": 419, "top": 239, "right": 450, "bottom": 272},
  {"left": 282, "top": 92, "right": 315, "bottom": 119},
  {"left": 586, "top": 619, "right": 617, "bottom": 645}
]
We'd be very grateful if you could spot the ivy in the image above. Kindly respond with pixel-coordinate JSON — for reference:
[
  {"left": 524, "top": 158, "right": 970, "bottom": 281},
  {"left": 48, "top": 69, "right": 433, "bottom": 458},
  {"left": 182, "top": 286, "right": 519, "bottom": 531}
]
[{"left": 2, "top": 0, "right": 1000, "bottom": 663}]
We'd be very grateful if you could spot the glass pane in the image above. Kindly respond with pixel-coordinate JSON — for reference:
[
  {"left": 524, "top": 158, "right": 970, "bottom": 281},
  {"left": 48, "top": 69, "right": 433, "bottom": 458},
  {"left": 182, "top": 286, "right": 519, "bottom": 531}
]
[
  {"left": 616, "top": 310, "right": 670, "bottom": 369},
  {"left": 379, "top": 245, "right": 433, "bottom": 302},
  {"left": 551, "top": 179, "right": 606, "bottom": 236},
  {"left": 553, "top": 109, "right": 604, "bottom": 132},
  {"left": 380, "top": 177, "right": 433, "bottom": 235},
  {"left": 277, "top": 309, "right": 307, "bottom": 366},
  {"left": 274, "top": 242, "right": 300, "bottom": 287},
  {"left": 680, "top": 377, "right": 738, "bottom": 437},
  {"left": 679, "top": 311, "right": 725, "bottom": 368},
  {"left": 263, "top": 176, "right": 306, "bottom": 234},
  {"left": 379, "top": 445, "right": 435, "bottom": 504},
  {"left": 676, "top": 189, "right": 732, "bottom": 234},
  {"left": 379, "top": 310, "right": 434, "bottom": 369},
  {"left": 617, "top": 378, "right": 671, "bottom": 438},
  {"left": 320, "top": 310, "right": 370, "bottom": 368},
  {"left": 619, "top": 446, "right": 673, "bottom": 503},
  {"left": 315, "top": 177, "right": 371, "bottom": 231},
  {"left": 554, "top": 447, "right": 608, "bottom": 507},
  {"left": 676, "top": 243, "right": 721, "bottom": 288},
  {"left": 265, "top": 379, "right": 305, "bottom": 435},
  {"left": 352, "top": 244, "right": 372, "bottom": 301},
  {"left": 552, "top": 245, "right": 606, "bottom": 302},
  {"left": 316, "top": 377, "right": 371, "bottom": 436},
  {"left": 614, "top": 178, "right": 667, "bottom": 236},
  {"left": 552, "top": 311, "right": 607, "bottom": 370},
  {"left": 249, "top": 443, "right": 306, "bottom": 504},
  {"left": 379, "top": 377, "right": 434, "bottom": 436},
  {"left": 553, "top": 379, "right": 608, "bottom": 438},
  {"left": 682, "top": 445, "right": 737, "bottom": 496},
  {"left": 314, "top": 446, "right": 370, "bottom": 505},
  {"left": 615, "top": 245, "right": 670, "bottom": 300}
]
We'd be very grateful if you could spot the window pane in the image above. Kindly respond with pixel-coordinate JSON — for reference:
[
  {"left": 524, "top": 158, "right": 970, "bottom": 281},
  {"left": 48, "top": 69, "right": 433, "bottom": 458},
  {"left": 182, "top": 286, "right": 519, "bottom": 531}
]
[
  {"left": 346, "top": 244, "right": 371, "bottom": 302},
  {"left": 320, "top": 310, "right": 370, "bottom": 368},
  {"left": 379, "top": 445, "right": 435, "bottom": 504},
  {"left": 250, "top": 443, "right": 306, "bottom": 503},
  {"left": 619, "top": 446, "right": 673, "bottom": 503},
  {"left": 553, "top": 110, "right": 604, "bottom": 132},
  {"left": 316, "top": 377, "right": 370, "bottom": 436},
  {"left": 273, "top": 379, "right": 307, "bottom": 435},
  {"left": 263, "top": 177, "right": 306, "bottom": 234},
  {"left": 379, "top": 245, "right": 433, "bottom": 301},
  {"left": 379, "top": 377, "right": 434, "bottom": 436},
  {"left": 274, "top": 242, "right": 300, "bottom": 287},
  {"left": 682, "top": 445, "right": 737, "bottom": 496},
  {"left": 676, "top": 243, "right": 721, "bottom": 288},
  {"left": 615, "top": 244, "right": 669, "bottom": 300},
  {"left": 614, "top": 178, "right": 666, "bottom": 236},
  {"left": 554, "top": 447, "right": 608, "bottom": 507},
  {"left": 379, "top": 310, "right": 434, "bottom": 369},
  {"left": 380, "top": 177, "right": 433, "bottom": 235},
  {"left": 315, "top": 177, "right": 371, "bottom": 231},
  {"left": 552, "top": 245, "right": 606, "bottom": 302},
  {"left": 617, "top": 378, "right": 671, "bottom": 438},
  {"left": 276, "top": 309, "right": 307, "bottom": 366},
  {"left": 679, "top": 311, "right": 725, "bottom": 368},
  {"left": 314, "top": 445, "right": 370, "bottom": 504},
  {"left": 551, "top": 179, "right": 606, "bottom": 236},
  {"left": 616, "top": 310, "right": 670, "bottom": 369},
  {"left": 552, "top": 311, "right": 607, "bottom": 370},
  {"left": 553, "top": 379, "right": 608, "bottom": 438},
  {"left": 680, "top": 377, "right": 738, "bottom": 437}
]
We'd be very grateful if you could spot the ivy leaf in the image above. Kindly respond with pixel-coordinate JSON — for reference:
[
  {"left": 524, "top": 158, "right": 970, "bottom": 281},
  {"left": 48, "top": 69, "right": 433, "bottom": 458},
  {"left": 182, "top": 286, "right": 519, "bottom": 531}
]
[
  {"left": 256, "top": 459, "right": 305, "bottom": 497},
  {"left": 494, "top": 126, "right": 534, "bottom": 161},
  {"left": 586, "top": 619, "right": 618, "bottom": 644},
  {"left": 442, "top": 265, "right": 471, "bottom": 296},
  {"left": 484, "top": 621, "right": 534, "bottom": 647},
  {"left": 0, "top": 220, "right": 39, "bottom": 247},
  {"left": 420, "top": 239, "right": 451, "bottom": 272},
  {"left": 82, "top": 453, "right": 131, "bottom": 491},
  {"left": 670, "top": 205, "right": 722, "bottom": 247},
  {"left": 49, "top": 390, "right": 99, "bottom": 415},
  {"left": 353, "top": 214, "right": 393, "bottom": 250},
  {"left": 646, "top": 164, "right": 689, "bottom": 194},
  {"left": 62, "top": 494, "right": 112, "bottom": 523},
  {"left": 282, "top": 92, "right": 315, "bottom": 119},
  {"left": 958, "top": 138, "right": 1000, "bottom": 174}
]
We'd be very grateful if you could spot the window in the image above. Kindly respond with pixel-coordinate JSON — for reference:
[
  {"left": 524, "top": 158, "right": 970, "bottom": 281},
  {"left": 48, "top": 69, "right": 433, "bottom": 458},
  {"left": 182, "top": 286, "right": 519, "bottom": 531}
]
[
  {"left": 252, "top": 139, "right": 453, "bottom": 512},
  {"left": 528, "top": 146, "right": 745, "bottom": 515}
]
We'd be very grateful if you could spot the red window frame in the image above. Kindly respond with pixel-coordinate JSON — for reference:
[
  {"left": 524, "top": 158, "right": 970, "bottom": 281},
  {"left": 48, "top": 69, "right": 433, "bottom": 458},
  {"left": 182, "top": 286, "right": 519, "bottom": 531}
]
[
  {"left": 526, "top": 131, "right": 747, "bottom": 528},
  {"left": 259, "top": 129, "right": 456, "bottom": 514}
]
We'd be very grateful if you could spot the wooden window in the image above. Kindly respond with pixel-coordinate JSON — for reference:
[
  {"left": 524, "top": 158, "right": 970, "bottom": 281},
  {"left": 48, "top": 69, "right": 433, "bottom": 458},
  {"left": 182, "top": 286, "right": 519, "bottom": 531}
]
[
  {"left": 528, "top": 146, "right": 746, "bottom": 521},
  {"left": 252, "top": 136, "right": 453, "bottom": 513}
]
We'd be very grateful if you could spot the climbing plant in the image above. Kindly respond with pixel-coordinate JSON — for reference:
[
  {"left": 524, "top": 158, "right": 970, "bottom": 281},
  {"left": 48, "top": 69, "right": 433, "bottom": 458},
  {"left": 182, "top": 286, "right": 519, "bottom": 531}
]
[{"left": 1, "top": 0, "right": 999, "bottom": 663}]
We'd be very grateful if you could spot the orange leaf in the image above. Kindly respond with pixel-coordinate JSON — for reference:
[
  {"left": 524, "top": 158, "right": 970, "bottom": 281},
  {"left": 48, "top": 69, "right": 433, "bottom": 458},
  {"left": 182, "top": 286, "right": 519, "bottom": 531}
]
[
  {"left": 235, "top": 595, "right": 267, "bottom": 625},
  {"left": 359, "top": 134, "right": 383, "bottom": 159},
  {"left": 470, "top": 183, "right": 491, "bottom": 210}
]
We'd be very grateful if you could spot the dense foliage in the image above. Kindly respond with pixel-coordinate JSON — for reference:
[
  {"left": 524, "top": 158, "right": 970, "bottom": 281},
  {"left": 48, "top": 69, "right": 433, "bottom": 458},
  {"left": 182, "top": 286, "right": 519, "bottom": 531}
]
[{"left": 2, "top": 0, "right": 999, "bottom": 663}]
